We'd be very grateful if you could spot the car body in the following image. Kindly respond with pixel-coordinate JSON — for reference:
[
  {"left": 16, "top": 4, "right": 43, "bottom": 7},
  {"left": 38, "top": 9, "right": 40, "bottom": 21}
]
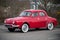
[{"left": 4, "top": 9, "right": 58, "bottom": 32}]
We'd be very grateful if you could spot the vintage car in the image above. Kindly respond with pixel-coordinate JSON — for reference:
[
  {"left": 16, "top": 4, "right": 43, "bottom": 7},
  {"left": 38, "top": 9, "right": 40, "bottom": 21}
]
[{"left": 4, "top": 9, "right": 58, "bottom": 33}]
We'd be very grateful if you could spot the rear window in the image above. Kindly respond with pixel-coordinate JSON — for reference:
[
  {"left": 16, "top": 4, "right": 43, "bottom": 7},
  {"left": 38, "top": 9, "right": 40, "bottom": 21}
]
[{"left": 39, "top": 12, "right": 45, "bottom": 16}]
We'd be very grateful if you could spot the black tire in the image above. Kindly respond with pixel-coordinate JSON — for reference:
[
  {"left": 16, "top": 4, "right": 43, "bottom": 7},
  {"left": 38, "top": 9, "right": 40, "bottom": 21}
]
[{"left": 8, "top": 28, "right": 15, "bottom": 32}]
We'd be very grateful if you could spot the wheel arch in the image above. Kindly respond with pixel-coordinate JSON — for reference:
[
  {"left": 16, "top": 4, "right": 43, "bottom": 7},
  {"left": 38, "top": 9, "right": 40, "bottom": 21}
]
[
  {"left": 23, "top": 22, "right": 30, "bottom": 28},
  {"left": 46, "top": 21, "right": 55, "bottom": 27},
  {"left": 52, "top": 21, "right": 56, "bottom": 27}
]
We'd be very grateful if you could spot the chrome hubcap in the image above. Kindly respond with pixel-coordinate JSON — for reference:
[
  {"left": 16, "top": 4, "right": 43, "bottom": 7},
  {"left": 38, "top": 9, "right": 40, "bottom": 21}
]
[
  {"left": 48, "top": 23, "right": 54, "bottom": 30},
  {"left": 22, "top": 24, "right": 29, "bottom": 32}
]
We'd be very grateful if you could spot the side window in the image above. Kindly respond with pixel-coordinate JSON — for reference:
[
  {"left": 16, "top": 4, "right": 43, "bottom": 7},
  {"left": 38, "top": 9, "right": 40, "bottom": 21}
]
[
  {"left": 32, "top": 12, "right": 38, "bottom": 17},
  {"left": 39, "top": 12, "right": 45, "bottom": 16},
  {"left": 25, "top": 12, "right": 31, "bottom": 16}
]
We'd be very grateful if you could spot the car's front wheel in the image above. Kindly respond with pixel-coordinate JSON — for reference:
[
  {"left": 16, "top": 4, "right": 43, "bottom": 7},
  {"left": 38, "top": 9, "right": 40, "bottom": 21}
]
[
  {"left": 47, "top": 23, "right": 54, "bottom": 30},
  {"left": 21, "top": 24, "right": 29, "bottom": 33}
]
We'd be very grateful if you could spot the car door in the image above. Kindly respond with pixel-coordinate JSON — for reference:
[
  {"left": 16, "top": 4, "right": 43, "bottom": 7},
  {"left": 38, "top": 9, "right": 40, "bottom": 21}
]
[
  {"left": 30, "top": 12, "right": 39, "bottom": 28},
  {"left": 38, "top": 11, "right": 47, "bottom": 28}
]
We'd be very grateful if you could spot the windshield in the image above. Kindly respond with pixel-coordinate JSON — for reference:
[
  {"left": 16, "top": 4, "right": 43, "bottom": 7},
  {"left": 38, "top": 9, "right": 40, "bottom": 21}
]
[{"left": 19, "top": 11, "right": 31, "bottom": 17}]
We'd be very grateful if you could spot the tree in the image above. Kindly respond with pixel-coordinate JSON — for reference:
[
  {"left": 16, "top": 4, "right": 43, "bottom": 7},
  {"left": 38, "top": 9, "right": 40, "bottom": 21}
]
[{"left": 53, "top": 0, "right": 60, "bottom": 4}]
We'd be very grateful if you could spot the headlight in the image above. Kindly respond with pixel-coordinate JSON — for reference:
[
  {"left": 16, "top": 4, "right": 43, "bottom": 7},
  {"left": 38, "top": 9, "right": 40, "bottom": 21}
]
[{"left": 4, "top": 21, "right": 6, "bottom": 23}]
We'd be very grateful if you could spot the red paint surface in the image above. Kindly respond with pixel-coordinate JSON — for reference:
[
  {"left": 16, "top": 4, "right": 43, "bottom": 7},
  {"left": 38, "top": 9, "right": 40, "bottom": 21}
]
[{"left": 4, "top": 9, "right": 58, "bottom": 29}]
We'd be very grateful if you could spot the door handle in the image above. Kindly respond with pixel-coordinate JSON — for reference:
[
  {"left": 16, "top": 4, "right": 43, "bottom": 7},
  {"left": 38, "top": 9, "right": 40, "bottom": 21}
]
[{"left": 37, "top": 18, "right": 40, "bottom": 20}]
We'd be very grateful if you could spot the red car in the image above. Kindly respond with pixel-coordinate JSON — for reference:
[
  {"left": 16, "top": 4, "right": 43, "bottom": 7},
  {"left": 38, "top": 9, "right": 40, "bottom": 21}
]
[{"left": 4, "top": 9, "right": 58, "bottom": 33}]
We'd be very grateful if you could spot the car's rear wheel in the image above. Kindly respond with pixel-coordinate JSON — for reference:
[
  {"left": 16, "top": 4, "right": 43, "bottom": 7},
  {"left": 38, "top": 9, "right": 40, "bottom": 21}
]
[
  {"left": 47, "top": 23, "right": 54, "bottom": 30},
  {"left": 21, "top": 24, "right": 29, "bottom": 33},
  {"left": 8, "top": 28, "right": 15, "bottom": 32}
]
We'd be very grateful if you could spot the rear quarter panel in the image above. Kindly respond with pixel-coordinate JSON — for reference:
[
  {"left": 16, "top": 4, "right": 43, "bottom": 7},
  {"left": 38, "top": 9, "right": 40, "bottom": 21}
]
[{"left": 47, "top": 17, "right": 58, "bottom": 27}]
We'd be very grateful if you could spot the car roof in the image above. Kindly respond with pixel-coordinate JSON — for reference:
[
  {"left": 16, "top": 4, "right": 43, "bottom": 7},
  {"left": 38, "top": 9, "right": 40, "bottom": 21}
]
[{"left": 24, "top": 9, "right": 45, "bottom": 12}]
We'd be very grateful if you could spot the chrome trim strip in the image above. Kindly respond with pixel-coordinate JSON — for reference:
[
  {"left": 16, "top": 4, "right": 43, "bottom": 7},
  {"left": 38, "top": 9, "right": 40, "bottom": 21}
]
[{"left": 4, "top": 24, "right": 19, "bottom": 27}]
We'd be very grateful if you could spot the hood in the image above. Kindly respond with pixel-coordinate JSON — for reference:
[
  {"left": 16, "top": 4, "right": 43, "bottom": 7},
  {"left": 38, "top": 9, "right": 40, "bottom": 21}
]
[
  {"left": 6, "top": 17, "right": 24, "bottom": 21},
  {"left": 5, "top": 17, "right": 24, "bottom": 24}
]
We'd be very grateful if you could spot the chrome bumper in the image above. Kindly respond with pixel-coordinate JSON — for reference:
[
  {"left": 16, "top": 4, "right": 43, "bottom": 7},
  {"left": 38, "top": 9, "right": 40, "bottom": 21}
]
[{"left": 4, "top": 24, "right": 19, "bottom": 28}]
